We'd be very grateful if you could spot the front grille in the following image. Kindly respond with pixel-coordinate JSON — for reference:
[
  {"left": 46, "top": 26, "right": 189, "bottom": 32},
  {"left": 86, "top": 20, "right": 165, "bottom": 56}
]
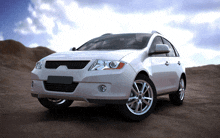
[
  {"left": 45, "top": 61, "right": 90, "bottom": 69},
  {"left": 44, "top": 81, "right": 78, "bottom": 92}
]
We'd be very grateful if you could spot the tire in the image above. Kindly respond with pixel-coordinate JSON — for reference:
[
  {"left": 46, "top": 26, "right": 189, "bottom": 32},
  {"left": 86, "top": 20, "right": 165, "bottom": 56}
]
[
  {"left": 119, "top": 74, "right": 157, "bottom": 121},
  {"left": 38, "top": 98, "right": 73, "bottom": 110},
  {"left": 169, "top": 77, "right": 185, "bottom": 106}
]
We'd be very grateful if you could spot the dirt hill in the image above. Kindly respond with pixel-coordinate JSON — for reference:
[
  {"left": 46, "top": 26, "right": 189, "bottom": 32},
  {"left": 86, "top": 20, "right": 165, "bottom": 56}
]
[{"left": 0, "top": 39, "right": 55, "bottom": 72}]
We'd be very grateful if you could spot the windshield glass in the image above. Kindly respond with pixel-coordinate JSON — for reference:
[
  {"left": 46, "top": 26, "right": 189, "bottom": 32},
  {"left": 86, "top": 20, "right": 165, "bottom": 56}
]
[{"left": 77, "top": 33, "right": 152, "bottom": 51}]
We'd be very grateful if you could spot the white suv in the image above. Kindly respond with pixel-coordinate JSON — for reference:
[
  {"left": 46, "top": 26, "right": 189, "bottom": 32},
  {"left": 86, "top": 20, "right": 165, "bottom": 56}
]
[{"left": 31, "top": 31, "right": 186, "bottom": 121}]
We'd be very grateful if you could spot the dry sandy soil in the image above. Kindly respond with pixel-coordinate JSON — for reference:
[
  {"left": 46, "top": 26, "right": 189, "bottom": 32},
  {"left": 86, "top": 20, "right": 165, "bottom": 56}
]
[{"left": 0, "top": 40, "right": 220, "bottom": 138}]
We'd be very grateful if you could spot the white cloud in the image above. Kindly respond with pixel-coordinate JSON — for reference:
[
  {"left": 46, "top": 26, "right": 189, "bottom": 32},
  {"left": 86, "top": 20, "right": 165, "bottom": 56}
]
[
  {"left": 190, "top": 12, "right": 220, "bottom": 24},
  {"left": 28, "top": 3, "right": 37, "bottom": 17},
  {"left": 14, "top": 0, "right": 220, "bottom": 67},
  {"left": 14, "top": 16, "right": 46, "bottom": 34},
  {"left": 29, "top": 43, "right": 39, "bottom": 48},
  {"left": 14, "top": 0, "right": 68, "bottom": 35},
  {"left": 40, "top": 3, "right": 53, "bottom": 10},
  {"left": 48, "top": 2, "right": 188, "bottom": 52},
  {"left": 0, "top": 32, "right": 4, "bottom": 41},
  {"left": 177, "top": 43, "right": 220, "bottom": 67},
  {"left": 27, "top": 17, "right": 33, "bottom": 24},
  {"left": 199, "top": 48, "right": 220, "bottom": 60}
]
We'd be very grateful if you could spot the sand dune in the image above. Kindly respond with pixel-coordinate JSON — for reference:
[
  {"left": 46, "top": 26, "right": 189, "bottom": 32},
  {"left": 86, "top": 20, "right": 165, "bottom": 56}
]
[
  {"left": 0, "top": 40, "right": 220, "bottom": 138},
  {"left": 0, "top": 40, "right": 55, "bottom": 71}
]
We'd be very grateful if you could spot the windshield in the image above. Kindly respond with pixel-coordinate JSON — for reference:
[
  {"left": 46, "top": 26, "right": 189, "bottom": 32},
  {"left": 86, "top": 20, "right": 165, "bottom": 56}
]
[{"left": 77, "top": 33, "right": 152, "bottom": 51}]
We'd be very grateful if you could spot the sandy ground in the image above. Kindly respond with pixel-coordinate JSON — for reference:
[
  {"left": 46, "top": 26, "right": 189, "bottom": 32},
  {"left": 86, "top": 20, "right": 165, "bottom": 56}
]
[{"left": 0, "top": 40, "right": 220, "bottom": 138}]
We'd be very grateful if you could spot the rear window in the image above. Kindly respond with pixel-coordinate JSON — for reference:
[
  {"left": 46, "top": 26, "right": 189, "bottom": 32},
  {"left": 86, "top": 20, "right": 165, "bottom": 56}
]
[{"left": 77, "top": 34, "right": 152, "bottom": 51}]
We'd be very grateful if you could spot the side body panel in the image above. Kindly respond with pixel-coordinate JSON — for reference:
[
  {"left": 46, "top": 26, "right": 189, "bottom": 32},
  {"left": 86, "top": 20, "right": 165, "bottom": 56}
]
[
  {"left": 168, "top": 56, "right": 183, "bottom": 91},
  {"left": 150, "top": 57, "right": 174, "bottom": 94}
]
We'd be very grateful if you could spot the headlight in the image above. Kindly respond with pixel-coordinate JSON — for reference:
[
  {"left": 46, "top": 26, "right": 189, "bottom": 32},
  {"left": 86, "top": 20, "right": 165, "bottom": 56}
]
[
  {"left": 35, "top": 59, "right": 44, "bottom": 69},
  {"left": 89, "top": 60, "right": 125, "bottom": 71}
]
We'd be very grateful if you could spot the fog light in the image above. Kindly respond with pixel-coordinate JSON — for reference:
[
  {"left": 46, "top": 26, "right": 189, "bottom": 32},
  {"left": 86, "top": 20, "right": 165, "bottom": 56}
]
[{"left": 98, "top": 85, "right": 107, "bottom": 92}]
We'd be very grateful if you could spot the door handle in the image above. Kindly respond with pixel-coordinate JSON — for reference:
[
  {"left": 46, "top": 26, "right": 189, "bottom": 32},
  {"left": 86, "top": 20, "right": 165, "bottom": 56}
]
[
  {"left": 165, "top": 61, "right": 169, "bottom": 66},
  {"left": 178, "top": 61, "right": 181, "bottom": 65}
]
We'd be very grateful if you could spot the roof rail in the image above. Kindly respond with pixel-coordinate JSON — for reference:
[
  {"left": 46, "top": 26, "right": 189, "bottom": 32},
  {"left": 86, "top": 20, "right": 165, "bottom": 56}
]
[
  {"left": 101, "top": 33, "right": 112, "bottom": 36},
  {"left": 151, "top": 30, "right": 161, "bottom": 35}
]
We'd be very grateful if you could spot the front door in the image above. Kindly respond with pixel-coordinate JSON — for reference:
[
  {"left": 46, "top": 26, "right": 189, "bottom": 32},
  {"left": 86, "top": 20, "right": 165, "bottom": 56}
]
[{"left": 149, "top": 36, "right": 172, "bottom": 94}]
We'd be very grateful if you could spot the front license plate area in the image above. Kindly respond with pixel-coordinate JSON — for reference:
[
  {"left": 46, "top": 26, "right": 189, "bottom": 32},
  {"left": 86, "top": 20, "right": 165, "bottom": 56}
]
[{"left": 47, "top": 76, "right": 73, "bottom": 84}]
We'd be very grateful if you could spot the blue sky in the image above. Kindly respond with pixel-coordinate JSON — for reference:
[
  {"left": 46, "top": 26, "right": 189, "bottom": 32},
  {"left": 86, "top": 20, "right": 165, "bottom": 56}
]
[{"left": 0, "top": 0, "right": 220, "bottom": 67}]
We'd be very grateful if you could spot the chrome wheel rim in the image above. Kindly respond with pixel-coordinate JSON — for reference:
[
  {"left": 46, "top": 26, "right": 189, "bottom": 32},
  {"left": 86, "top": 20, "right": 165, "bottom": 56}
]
[
  {"left": 48, "top": 98, "right": 66, "bottom": 105},
  {"left": 126, "top": 80, "right": 153, "bottom": 115},
  {"left": 179, "top": 79, "right": 185, "bottom": 100}
]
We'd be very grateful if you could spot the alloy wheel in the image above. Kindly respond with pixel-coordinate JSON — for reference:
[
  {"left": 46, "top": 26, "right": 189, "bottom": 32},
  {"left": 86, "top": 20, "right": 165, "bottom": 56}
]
[
  {"left": 48, "top": 98, "right": 66, "bottom": 105},
  {"left": 126, "top": 80, "right": 154, "bottom": 115},
  {"left": 179, "top": 79, "right": 185, "bottom": 100}
]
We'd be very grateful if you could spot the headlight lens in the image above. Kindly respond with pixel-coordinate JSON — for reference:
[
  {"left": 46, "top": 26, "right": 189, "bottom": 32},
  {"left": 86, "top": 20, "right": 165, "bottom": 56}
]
[
  {"left": 89, "top": 60, "right": 125, "bottom": 71},
  {"left": 35, "top": 60, "right": 43, "bottom": 69}
]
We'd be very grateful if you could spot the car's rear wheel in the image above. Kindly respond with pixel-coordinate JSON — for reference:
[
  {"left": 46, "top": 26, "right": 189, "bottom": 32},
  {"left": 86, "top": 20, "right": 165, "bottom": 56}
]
[
  {"left": 120, "top": 74, "right": 157, "bottom": 121},
  {"left": 38, "top": 98, "right": 73, "bottom": 110},
  {"left": 169, "top": 77, "right": 185, "bottom": 105}
]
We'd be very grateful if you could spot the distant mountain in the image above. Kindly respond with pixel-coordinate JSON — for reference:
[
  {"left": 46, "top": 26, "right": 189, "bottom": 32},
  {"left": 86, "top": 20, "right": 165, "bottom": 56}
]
[{"left": 0, "top": 39, "right": 55, "bottom": 72}]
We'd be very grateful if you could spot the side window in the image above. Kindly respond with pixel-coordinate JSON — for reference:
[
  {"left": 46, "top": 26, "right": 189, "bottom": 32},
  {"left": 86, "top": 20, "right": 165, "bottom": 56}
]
[
  {"left": 149, "top": 36, "right": 166, "bottom": 57},
  {"left": 162, "top": 38, "right": 176, "bottom": 57},
  {"left": 173, "top": 46, "right": 180, "bottom": 57}
]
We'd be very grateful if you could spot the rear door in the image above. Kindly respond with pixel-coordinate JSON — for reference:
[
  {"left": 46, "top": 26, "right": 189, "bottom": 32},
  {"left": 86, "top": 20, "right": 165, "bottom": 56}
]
[{"left": 149, "top": 36, "right": 171, "bottom": 94}]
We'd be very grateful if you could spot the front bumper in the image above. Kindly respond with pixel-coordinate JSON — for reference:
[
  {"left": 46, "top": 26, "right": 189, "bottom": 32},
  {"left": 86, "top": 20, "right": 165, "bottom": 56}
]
[{"left": 31, "top": 62, "right": 136, "bottom": 104}]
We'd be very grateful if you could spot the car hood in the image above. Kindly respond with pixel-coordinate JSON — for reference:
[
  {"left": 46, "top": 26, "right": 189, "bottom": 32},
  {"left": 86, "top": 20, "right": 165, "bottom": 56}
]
[{"left": 44, "top": 50, "right": 137, "bottom": 61}]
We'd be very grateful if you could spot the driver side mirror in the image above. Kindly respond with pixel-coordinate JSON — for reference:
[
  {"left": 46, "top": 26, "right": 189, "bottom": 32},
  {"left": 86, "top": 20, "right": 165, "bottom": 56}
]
[
  {"left": 69, "top": 47, "right": 76, "bottom": 51},
  {"left": 149, "top": 44, "right": 170, "bottom": 55}
]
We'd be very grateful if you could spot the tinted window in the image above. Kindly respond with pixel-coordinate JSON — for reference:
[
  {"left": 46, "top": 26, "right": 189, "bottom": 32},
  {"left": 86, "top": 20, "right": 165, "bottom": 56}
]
[
  {"left": 149, "top": 36, "right": 166, "bottom": 57},
  {"left": 77, "top": 34, "right": 151, "bottom": 51},
  {"left": 162, "top": 38, "right": 176, "bottom": 57},
  {"left": 173, "top": 46, "right": 180, "bottom": 57}
]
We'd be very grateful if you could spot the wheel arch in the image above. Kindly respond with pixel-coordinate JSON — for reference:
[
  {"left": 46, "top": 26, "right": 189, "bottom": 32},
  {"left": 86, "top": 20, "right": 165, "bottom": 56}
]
[
  {"left": 136, "top": 70, "right": 150, "bottom": 79},
  {"left": 135, "top": 70, "right": 156, "bottom": 90}
]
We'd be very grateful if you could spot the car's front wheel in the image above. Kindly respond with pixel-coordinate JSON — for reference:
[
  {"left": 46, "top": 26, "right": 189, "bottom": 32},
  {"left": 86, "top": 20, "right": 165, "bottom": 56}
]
[
  {"left": 120, "top": 74, "right": 157, "bottom": 121},
  {"left": 38, "top": 98, "right": 73, "bottom": 110}
]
